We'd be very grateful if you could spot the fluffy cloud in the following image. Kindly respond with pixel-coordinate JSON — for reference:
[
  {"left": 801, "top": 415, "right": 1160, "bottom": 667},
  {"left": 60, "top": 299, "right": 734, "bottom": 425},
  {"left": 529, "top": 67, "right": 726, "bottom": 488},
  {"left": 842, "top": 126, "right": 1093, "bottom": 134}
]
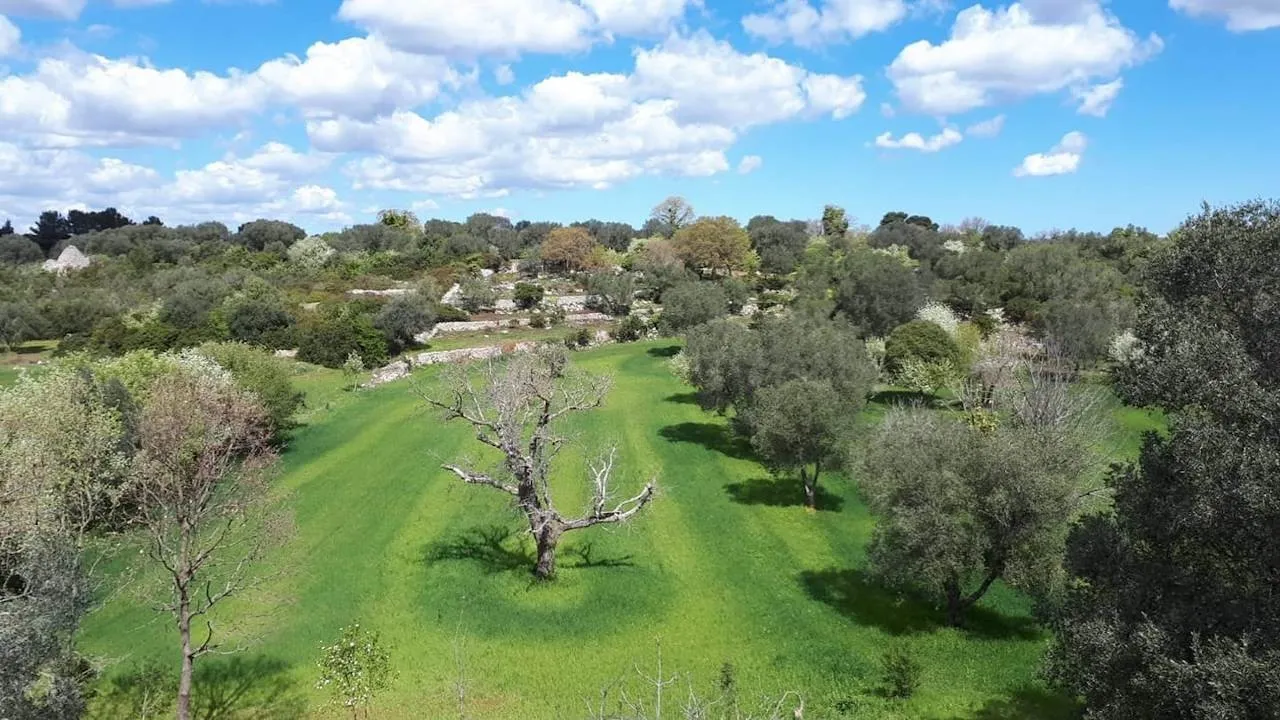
[
  {"left": 337, "top": 0, "right": 596, "bottom": 57},
  {"left": 0, "top": 52, "right": 266, "bottom": 146},
  {"left": 738, "top": 155, "right": 763, "bottom": 174},
  {"left": 582, "top": 0, "right": 697, "bottom": 35},
  {"left": 313, "top": 33, "right": 862, "bottom": 197},
  {"left": 874, "top": 127, "right": 963, "bottom": 152},
  {"left": 1073, "top": 78, "right": 1123, "bottom": 117},
  {"left": 1170, "top": 0, "right": 1280, "bottom": 31},
  {"left": 237, "top": 141, "right": 333, "bottom": 178},
  {"left": 0, "top": 142, "right": 159, "bottom": 198},
  {"left": 0, "top": 14, "right": 19, "bottom": 56},
  {"left": 337, "top": 0, "right": 699, "bottom": 57},
  {"left": 255, "top": 36, "right": 463, "bottom": 119},
  {"left": 0, "top": 37, "right": 463, "bottom": 146},
  {"left": 965, "top": 114, "right": 1005, "bottom": 137},
  {"left": 0, "top": 0, "right": 85, "bottom": 20},
  {"left": 743, "top": 0, "right": 907, "bottom": 46},
  {"left": 887, "top": 2, "right": 1161, "bottom": 114},
  {"left": 1014, "top": 130, "right": 1087, "bottom": 176}
]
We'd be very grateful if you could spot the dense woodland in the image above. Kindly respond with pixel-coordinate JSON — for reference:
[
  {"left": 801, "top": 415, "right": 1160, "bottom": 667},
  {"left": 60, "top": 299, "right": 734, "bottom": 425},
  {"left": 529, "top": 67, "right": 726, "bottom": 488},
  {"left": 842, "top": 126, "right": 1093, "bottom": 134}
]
[{"left": 2, "top": 197, "right": 1278, "bottom": 719}]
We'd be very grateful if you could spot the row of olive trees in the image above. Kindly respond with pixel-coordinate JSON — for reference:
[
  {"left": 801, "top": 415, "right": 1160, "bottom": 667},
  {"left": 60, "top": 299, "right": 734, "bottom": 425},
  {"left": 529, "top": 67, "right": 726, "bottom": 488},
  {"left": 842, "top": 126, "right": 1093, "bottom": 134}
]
[{"left": 0, "top": 349, "right": 293, "bottom": 720}]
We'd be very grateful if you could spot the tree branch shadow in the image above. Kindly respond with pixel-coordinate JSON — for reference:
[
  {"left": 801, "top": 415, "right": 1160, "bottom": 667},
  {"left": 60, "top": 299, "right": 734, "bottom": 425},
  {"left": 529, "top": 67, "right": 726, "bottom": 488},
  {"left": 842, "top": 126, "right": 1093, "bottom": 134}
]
[
  {"left": 91, "top": 655, "right": 303, "bottom": 720},
  {"left": 424, "top": 525, "right": 532, "bottom": 575},
  {"left": 725, "top": 477, "right": 845, "bottom": 512},
  {"left": 658, "top": 422, "right": 755, "bottom": 461},
  {"left": 646, "top": 345, "right": 682, "bottom": 358},
  {"left": 424, "top": 527, "right": 635, "bottom": 576},
  {"left": 799, "top": 568, "right": 1043, "bottom": 640}
]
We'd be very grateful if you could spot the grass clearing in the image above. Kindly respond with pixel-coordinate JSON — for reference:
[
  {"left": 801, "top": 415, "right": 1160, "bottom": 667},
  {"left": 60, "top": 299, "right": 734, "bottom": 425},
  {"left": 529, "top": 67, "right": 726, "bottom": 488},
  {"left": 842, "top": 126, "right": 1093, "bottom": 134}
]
[{"left": 79, "top": 341, "right": 1157, "bottom": 719}]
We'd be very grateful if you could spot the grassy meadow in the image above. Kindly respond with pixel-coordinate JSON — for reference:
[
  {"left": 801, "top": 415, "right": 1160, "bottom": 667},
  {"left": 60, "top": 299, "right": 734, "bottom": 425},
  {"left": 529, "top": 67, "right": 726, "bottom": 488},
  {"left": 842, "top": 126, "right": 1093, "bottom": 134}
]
[{"left": 79, "top": 340, "right": 1161, "bottom": 719}]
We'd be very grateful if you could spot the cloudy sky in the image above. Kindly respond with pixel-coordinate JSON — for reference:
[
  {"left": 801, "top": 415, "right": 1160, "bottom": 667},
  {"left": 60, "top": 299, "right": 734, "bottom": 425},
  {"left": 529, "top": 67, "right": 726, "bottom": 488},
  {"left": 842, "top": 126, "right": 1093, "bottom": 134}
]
[{"left": 0, "top": 0, "right": 1276, "bottom": 233}]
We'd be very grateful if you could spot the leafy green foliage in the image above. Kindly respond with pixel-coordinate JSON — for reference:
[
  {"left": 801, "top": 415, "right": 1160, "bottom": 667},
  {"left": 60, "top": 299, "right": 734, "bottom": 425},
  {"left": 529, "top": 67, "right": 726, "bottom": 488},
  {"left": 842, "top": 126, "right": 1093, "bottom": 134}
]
[
  {"left": 0, "top": 235, "right": 44, "bottom": 265},
  {"left": 0, "top": 301, "right": 48, "bottom": 349},
  {"left": 885, "top": 320, "right": 962, "bottom": 375},
  {"left": 834, "top": 250, "right": 924, "bottom": 337},
  {"left": 512, "top": 282, "right": 545, "bottom": 310},
  {"left": 658, "top": 281, "right": 728, "bottom": 334},
  {"left": 316, "top": 623, "right": 393, "bottom": 719},
  {"left": 374, "top": 294, "right": 436, "bottom": 354},
  {"left": 863, "top": 406, "right": 1087, "bottom": 626},
  {"left": 457, "top": 277, "right": 496, "bottom": 313},
  {"left": 196, "top": 342, "right": 304, "bottom": 442},
  {"left": 585, "top": 272, "right": 636, "bottom": 316},
  {"left": 297, "top": 306, "right": 388, "bottom": 369},
  {"left": 880, "top": 645, "right": 923, "bottom": 700},
  {"left": 1048, "top": 201, "right": 1280, "bottom": 719}
]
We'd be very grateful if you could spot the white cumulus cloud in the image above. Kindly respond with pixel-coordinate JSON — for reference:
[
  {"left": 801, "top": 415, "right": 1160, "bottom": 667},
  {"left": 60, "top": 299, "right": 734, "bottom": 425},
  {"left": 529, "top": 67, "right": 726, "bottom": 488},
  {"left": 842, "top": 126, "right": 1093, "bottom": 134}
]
[
  {"left": 1014, "top": 130, "right": 1087, "bottom": 176},
  {"left": 874, "top": 126, "right": 963, "bottom": 152},
  {"left": 1171, "top": 0, "right": 1280, "bottom": 31},
  {"left": 743, "top": 0, "right": 907, "bottom": 46},
  {"left": 887, "top": 2, "right": 1161, "bottom": 114},
  {"left": 738, "top": 155, "right": 763, "bottom": 174}
]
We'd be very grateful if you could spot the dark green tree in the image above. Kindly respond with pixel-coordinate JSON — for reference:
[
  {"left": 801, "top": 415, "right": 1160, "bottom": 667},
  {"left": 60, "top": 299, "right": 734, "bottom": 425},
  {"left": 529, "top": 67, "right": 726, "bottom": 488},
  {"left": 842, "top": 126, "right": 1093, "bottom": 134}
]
[
  {"left": 1047, "top": 200, "right": 1280, "bottom": 719},
  {"left": 26, "top": 210, "right": 72, "bottom": 257},
  {"left": 658, "top": 281, "right": 727, "bottom": 334},
  {"left": 833, "top": 250, "right": 924, "bottom": 337},
  {"left": 821, "top": 205, "right": 849, "bottom": 238}
]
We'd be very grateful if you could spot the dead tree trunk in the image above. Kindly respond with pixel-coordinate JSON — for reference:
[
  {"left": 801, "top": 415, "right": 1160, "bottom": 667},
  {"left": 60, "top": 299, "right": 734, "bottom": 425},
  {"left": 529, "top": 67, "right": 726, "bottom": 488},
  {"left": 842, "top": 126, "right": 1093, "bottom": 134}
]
[{"left": 429, "top": 348, "right": 656, "bottom": 580}]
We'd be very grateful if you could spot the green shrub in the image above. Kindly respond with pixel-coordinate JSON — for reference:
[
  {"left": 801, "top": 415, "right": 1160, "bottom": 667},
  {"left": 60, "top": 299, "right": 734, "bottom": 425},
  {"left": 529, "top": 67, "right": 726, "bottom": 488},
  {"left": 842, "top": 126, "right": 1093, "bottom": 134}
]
[
  {"left": 513, "top": 283, "right": 545, "bottom": 310},
  {"left": 297, "top": 306, "right": 388, "bottom": 369},
  {"left": 610, "top": 315, "right": 647, "bottom": 343},
  {"left": 658, "top": 281, "right": 728, "bottom": 335},
  {"left": 563, "top": 328, "right": 592, "bottom": 349},
  {"left": 885, "top": 320, "right": 962, "bottom": 375},
  {"left": 880, "top": 645, "right": 922, "bottom": 699},
  {"left": 197, "top": 342, "right": 304, "bottom": 441}
]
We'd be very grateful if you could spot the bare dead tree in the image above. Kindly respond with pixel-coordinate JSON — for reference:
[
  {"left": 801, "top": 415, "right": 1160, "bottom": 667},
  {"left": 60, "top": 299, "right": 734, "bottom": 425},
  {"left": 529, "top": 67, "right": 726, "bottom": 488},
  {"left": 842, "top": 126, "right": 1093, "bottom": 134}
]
[
  {"left": 129, "top": 372, "right": 292, "bottom": 720},
  {"left": 422, "top": 346, "right": 655, "bottom": 580}
]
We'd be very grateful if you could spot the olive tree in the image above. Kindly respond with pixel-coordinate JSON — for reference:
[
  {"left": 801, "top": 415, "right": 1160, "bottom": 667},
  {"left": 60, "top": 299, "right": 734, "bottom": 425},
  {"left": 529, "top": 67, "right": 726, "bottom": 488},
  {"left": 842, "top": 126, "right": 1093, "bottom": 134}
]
[
  {"left": 129, "top": 370, "right": 290, "bottom": 720},
  {"left": 422, "top": 346, "right": 655, "bottom": 579},
  {"left": 743, "top": 379, "right": 857, "bottom": 510},
  {"left": 862, "top": 378, "right": 1094, "bottom": 626}
]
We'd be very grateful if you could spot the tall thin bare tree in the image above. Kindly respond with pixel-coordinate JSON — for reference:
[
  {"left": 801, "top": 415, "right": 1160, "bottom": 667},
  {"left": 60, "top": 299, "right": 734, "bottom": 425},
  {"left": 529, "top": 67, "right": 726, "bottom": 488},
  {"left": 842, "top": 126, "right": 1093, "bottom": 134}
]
[
  {"left": 424, "top": 346, "right": 655, "bottom": 579},
  {"left": 129, "top": 371, "right": 289, "bottom": 720}
]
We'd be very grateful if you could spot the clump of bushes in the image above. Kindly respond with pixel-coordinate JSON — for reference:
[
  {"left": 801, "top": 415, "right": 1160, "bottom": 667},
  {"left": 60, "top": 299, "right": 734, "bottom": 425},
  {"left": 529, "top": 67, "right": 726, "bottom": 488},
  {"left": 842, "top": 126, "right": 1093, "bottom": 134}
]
[
  {"left": 885, "top": 320, "right": 962, "bottom": 375},
  {"left": 513, "top": 282, "right": 545, "bottom": 310},
  {"left": 610, "top": 315, "right": 648, "bottom": 343},
  {"left": 297, "top": 305, "right": 389, "bottom": 370},
  {"left": 880, "top": 645, "right": 923, "bottom": 699}
]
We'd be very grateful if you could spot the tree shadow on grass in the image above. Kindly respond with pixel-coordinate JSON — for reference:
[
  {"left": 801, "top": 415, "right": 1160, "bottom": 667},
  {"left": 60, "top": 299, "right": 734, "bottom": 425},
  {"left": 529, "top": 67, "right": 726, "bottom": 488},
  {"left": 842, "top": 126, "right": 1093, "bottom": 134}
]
[
  {"left": 658, "top": 422, "right": 755, "bottom": 461},
  {"left": 725, "top": 477, "right": 845, "bottom": 512},
  {"left": 425, "top": 525, "right": 532, "bottom": 575},
  {"left": 564, "top": 541, "right": 635, "bottom": 570},
  {"left": 799, "top": 568, "right": 1042, "bottom": 640},
  {"left": 664, "top": 392, "right": 700, "bottom": 405},
  {"left": 425, "top": 526, "right": 635, "bottom": 576},
  {"left": 963, "top": 686, "right": 1078, "bottom": 720},
  {"left": 647, "top": 345, "right": 681, "bottom": 358},
  {"left": 92, "top": 656, "right": 304, "bottom": 720}
]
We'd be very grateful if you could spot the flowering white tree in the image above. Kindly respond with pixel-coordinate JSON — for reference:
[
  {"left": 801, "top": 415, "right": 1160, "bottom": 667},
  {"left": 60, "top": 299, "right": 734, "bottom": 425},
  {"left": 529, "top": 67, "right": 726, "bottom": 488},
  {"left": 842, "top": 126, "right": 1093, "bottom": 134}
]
[
  {"left": 916, "top": 301, "right": 960, "bottom": 337},
  {"left": 287, "top": 235, "right": 336, "bottom": 270}
]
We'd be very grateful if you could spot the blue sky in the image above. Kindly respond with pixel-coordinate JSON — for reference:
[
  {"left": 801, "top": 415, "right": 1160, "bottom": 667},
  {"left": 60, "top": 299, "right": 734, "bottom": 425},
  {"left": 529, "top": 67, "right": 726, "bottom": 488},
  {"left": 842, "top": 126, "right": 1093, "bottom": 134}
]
[{"left": 0, "top": 0, "right": 1277, "bottom": 235}]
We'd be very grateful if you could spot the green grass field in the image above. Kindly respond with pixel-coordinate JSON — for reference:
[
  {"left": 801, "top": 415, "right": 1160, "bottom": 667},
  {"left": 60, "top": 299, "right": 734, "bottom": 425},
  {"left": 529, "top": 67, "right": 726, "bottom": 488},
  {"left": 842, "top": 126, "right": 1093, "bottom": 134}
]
[{"left": 79, "top": 341, "right": 1161, "bottom": 719}]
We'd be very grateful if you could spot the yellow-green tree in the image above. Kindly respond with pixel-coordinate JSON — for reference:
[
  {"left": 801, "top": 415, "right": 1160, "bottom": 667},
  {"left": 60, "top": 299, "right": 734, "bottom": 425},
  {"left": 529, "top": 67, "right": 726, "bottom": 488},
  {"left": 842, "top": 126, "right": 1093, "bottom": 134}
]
[{"left": 672, "top": 216, "right": 753, "bottom": 277}]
